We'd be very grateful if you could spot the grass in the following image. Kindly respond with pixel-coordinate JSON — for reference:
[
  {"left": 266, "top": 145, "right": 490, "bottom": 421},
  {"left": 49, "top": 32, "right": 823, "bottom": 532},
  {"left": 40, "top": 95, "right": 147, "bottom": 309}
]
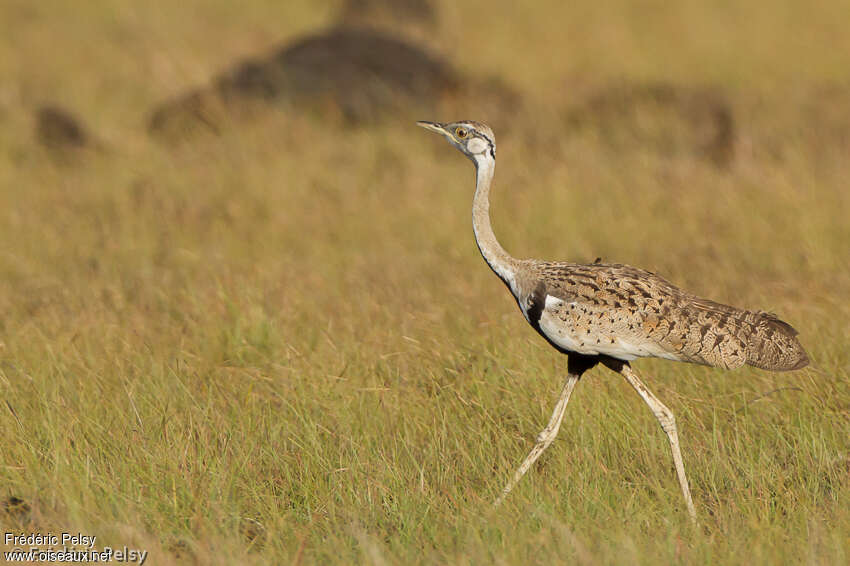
[{"left": 1, "top": 1, "right": 849, "bottom": 564}]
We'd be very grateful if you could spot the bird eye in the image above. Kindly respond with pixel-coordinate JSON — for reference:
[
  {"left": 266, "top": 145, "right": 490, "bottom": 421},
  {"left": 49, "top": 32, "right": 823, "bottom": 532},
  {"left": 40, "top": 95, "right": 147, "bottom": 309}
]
[{"left": 455, "top": 128, "right": 468, "bottom": 138}]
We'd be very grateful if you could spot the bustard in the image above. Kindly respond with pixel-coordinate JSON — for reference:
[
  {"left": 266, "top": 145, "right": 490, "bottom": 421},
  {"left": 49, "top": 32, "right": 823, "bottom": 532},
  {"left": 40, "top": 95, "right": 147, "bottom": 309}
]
[{"left": 417, "top": 120, "right": 809, "bottom": 520}]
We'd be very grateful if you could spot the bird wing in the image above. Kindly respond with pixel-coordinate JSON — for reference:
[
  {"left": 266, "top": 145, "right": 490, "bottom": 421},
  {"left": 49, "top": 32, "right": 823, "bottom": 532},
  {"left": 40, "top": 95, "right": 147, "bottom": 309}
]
[{"left": 522, "top": 261, "right": 807, "bottom": 371}]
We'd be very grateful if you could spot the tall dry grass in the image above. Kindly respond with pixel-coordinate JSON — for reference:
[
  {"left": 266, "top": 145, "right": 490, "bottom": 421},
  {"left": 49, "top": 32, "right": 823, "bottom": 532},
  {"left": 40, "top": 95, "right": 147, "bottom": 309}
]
[{"left": 1, "top": 1, "right": 848, "bottom": 564}]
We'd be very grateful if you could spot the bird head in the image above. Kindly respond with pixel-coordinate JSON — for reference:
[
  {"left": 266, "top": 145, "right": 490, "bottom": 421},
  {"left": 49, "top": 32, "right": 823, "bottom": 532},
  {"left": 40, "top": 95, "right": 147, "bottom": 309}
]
[{"left": 417, "top": 120, "right": 496, "bottom": 164}]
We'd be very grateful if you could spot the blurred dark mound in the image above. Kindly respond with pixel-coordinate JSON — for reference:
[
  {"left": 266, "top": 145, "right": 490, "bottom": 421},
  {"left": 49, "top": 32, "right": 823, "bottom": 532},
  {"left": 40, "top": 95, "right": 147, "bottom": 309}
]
[
  {"left": 149, "top": 0, "right": 519, "bottom": 142},
  {"left": 149, "top": 28, "right": 458, "bottom": 140},
  {"left": 221, "top": 28, "right": 456, "bottom": 118},
  {"left": 35, "top": 105, "right": 90, "bottom": 151},
  {"left": 564, "top": 82, "right": 735, "bottom": 167}
]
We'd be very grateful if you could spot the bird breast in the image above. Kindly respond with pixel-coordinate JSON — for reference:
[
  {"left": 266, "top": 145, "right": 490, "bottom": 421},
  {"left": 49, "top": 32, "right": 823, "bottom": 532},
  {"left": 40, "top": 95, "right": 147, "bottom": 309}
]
[{"left": 536, "top": 295, "right": 683, "bottom": 362}]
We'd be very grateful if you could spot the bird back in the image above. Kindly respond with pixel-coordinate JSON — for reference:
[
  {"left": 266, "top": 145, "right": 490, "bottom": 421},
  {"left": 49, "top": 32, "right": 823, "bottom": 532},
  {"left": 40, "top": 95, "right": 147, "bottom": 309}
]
[{"left": 523, "top": 262, "right": 809, "bottom": 371}]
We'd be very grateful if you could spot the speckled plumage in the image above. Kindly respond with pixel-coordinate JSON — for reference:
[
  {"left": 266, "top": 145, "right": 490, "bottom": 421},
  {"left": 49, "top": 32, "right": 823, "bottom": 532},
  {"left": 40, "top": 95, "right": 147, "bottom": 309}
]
[{"left": 515, "top": 261, "right": 808, "bottom": 371}]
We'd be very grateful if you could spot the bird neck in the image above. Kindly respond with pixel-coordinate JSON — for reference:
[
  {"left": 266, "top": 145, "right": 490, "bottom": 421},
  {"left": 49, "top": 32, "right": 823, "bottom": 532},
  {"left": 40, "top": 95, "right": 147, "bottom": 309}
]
[{"left": 472, "top": 155, "right": 518, "bottom": 286}]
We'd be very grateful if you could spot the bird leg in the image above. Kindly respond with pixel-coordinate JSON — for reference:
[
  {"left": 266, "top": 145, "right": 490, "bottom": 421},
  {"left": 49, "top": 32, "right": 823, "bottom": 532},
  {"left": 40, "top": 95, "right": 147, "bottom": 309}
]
[
  {"left": 493, "top": 372, "right": 580, "bottom": 507},
  {"left": 602, "top": 359, "right": 697, "bottom": 521}
]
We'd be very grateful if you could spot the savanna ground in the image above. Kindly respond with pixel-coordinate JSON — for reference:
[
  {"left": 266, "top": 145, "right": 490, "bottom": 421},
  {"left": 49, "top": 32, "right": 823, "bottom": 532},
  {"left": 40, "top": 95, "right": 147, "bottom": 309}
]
[{"left": 1, "top": 1, "right": 849, "bottom": 564}]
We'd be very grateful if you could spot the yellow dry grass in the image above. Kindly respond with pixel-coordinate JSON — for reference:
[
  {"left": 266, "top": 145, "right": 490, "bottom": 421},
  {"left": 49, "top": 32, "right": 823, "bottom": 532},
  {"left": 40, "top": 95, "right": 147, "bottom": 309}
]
[{"left": 1, "top": 1, "right": 848, "bottom": 564}]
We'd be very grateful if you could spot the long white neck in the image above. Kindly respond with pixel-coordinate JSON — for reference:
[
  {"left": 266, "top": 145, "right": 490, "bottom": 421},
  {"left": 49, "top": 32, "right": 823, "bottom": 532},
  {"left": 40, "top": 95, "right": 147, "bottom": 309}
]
[{"left": 472, "top": 154, "right": 518, "bottom": 287}]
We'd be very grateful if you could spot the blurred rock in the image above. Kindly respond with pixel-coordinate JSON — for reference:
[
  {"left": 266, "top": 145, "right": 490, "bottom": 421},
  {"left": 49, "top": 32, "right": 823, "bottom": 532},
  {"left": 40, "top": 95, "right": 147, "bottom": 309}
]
[
  {"left": 35, "top": 105, "right": 89, "bottom": 151},
  {"left": 219, "top": 28, "right": 456, "bottom": 119},
  {"left": 563, "top": 82, "right": 735, "bottom": 167},
  {"left": 149, "top": 27, "right": 520, "bottom": 141},
  {"left": 149, "top": 28, "right": 457, "bottom": 138},
  {"left": 148, "top": 0, "right": 524, "bottom": 140}
]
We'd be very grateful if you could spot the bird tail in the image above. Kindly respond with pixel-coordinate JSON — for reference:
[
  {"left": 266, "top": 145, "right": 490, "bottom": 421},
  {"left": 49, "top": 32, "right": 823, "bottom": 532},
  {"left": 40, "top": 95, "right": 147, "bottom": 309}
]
[{"left": 745, "top": 311, "right": 809, "bottom": 371}]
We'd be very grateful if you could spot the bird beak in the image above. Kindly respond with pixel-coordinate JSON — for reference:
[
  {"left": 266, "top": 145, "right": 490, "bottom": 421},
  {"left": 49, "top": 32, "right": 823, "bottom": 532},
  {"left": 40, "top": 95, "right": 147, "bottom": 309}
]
[{"left": 416, "top": 120, "right": 450, "bottom": 137}]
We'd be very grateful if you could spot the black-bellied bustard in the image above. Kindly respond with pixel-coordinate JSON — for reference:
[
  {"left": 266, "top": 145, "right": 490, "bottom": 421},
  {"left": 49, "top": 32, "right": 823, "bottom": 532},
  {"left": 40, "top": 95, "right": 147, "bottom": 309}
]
[{"left": 417, "top": 120, "right": 809, "bottom": 521}]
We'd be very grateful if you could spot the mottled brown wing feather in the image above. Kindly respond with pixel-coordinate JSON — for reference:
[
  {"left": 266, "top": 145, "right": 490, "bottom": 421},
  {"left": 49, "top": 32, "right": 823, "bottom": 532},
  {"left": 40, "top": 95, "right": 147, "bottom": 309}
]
[
  {"left": 679, "top": 296, "right": 808, "bottom": 370},
  {"left": 527, "top": 262, "right": 809, "bottom": 371}
]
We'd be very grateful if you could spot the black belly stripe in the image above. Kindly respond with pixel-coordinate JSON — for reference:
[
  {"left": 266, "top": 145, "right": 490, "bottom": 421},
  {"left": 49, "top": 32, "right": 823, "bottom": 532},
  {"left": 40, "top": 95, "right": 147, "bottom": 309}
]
[
  {"left": 526, "top": 281, "right": 547, "bottom": 332},
  {"left": 524, "top": 281, "right": 577, "bottom": 355}
]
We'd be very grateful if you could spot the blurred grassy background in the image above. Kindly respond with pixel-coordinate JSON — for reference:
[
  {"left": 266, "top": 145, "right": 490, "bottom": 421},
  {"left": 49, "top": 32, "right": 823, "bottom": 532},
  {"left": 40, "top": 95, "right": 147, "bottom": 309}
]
[{"left": 1, "top": 1, "right": 848, "bottom": 564}]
